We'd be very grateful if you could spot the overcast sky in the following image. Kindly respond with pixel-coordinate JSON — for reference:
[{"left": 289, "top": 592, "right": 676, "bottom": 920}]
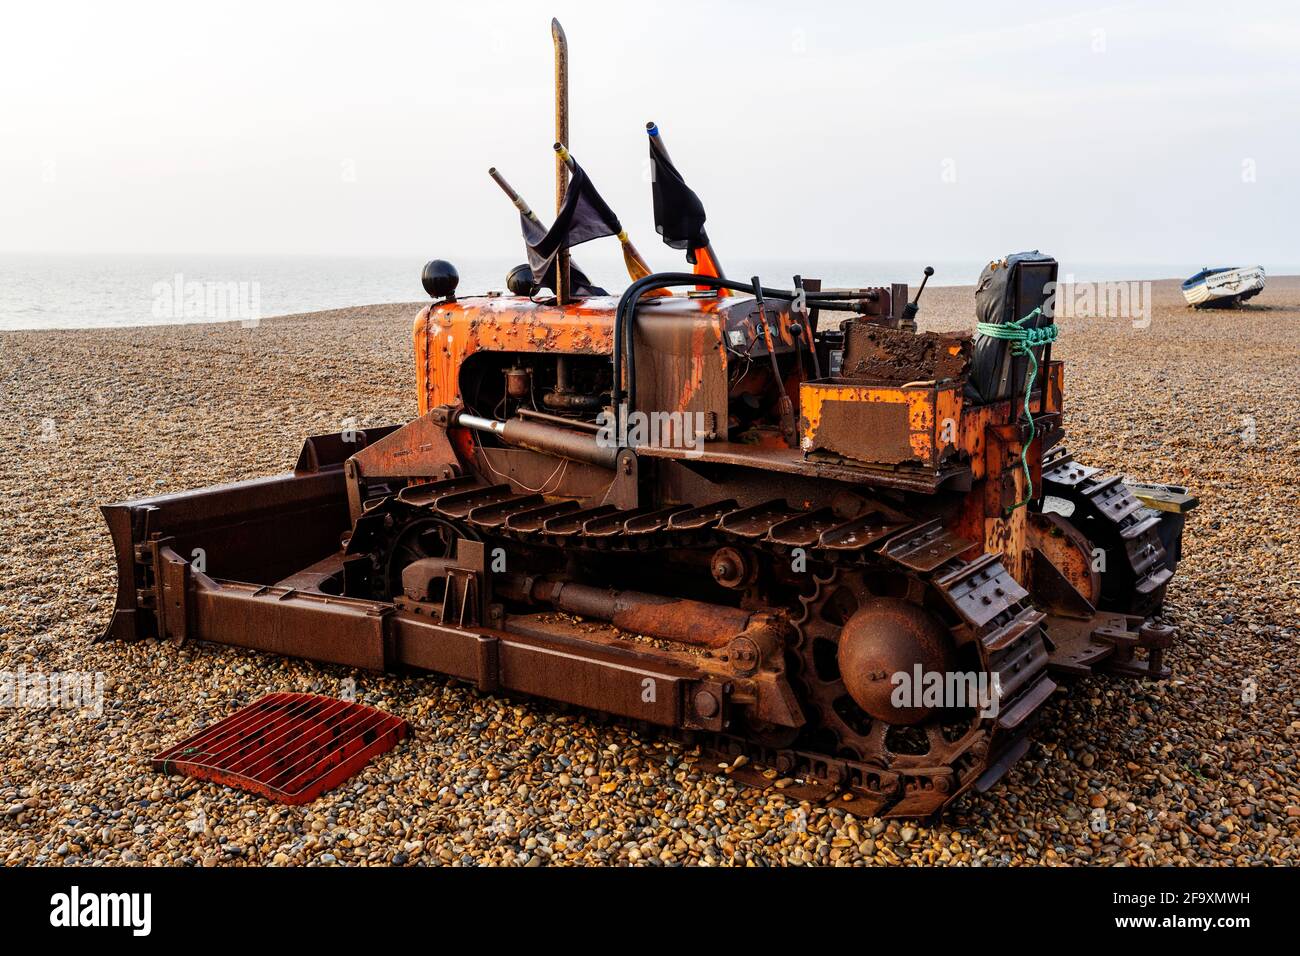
[{"left": 3, "top": 0, "right": 1297, "bottom": 266}]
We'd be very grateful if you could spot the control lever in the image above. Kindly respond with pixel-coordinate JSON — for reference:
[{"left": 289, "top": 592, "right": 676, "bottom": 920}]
[
  {"left": 792, "top": 275, "right": 822, "bottom": 379},
  {"left": 900, "top": 265, "right": 934, "bottom": 332},
  {"left": 789, "top": 321, "right": 807, "bottom": 379},
  {"left": 751, "top": 276, "right": 798, "bottom": 446}
]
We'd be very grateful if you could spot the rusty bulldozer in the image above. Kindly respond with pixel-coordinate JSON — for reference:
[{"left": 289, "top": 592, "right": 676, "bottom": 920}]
[{"left": 101, "top": 23, "right": 1194, "bottom": 818}]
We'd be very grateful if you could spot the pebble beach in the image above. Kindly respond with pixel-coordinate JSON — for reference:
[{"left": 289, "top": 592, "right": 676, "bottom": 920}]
[{"left": 2, "top": 276, "right": 1298, "bottom": 867}]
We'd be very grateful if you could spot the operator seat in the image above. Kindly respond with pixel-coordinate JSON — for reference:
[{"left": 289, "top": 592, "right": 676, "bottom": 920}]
[{"left": 966, "top": 252, "right": 1058, "bottom": 404}]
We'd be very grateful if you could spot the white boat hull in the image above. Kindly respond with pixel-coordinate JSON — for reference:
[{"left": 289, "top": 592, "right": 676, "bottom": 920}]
[{"left": 1182, "top": 266, "right": 1266, "bottom": 306}]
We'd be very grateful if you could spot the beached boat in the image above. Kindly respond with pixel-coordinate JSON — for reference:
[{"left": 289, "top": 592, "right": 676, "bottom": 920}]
[{"left": 1181, "top": 265, "right": 1265, "bottom": 307}]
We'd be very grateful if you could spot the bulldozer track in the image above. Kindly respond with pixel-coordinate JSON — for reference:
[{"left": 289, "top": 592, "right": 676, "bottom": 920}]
[
  {"left": 1040, "top": 446, "right": 1171, "bottom": 614},
  {"left": 350, "top": 463, "right": 1061, "bottom": 817}
]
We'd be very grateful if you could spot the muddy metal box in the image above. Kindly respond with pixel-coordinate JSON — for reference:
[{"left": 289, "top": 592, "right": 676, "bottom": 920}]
[{"left": 798, "top": 379, "right": 963, "bottom": 471}]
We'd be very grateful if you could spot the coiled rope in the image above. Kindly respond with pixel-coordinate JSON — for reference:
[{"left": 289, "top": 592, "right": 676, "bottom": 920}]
[{"left": 974, "top": 307, "right": 1059, "bottom": 512}]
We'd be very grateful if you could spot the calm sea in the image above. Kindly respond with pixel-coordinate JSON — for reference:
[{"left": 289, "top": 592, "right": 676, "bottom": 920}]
[{"left": 0, "top": 252, "right": 1274, "bottom": 331}]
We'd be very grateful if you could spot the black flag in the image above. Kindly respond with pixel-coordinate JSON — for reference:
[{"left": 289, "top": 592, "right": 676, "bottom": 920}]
[
  {"left": 649, "top": 138, "right": 709, "bottom": 263},
  {"left": 523, "top": 161, "right": 622, "bottom": 289}
]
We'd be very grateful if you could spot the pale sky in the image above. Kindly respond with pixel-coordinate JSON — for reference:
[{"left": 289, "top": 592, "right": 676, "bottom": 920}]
[{"left": 2, "top": 0, "right": 1297, "bottom": 265}]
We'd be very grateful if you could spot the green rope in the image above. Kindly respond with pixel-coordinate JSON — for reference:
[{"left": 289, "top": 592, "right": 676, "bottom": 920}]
[{"left": 974, "top": 307, "right": 1059, "bottom": 512}]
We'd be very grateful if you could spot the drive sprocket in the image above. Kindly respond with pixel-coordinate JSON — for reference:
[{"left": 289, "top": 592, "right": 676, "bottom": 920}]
[{"left": 792, "top": 565, "right": 989, "bottom": 777}]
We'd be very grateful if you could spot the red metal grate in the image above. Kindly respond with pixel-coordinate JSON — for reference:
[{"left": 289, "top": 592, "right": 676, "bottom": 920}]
[{"left": 152, "top": 692, "right": 410, "bottom": 805}]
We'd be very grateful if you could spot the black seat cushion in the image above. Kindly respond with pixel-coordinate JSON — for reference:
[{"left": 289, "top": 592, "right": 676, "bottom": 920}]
[{"left": 967, "top": 252, "right": 1058, "bottom": 404}]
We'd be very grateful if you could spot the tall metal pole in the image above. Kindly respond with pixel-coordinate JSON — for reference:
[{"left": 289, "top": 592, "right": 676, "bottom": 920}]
[{"left": 552, "top": 18, "right": 571, "bottom": 304}]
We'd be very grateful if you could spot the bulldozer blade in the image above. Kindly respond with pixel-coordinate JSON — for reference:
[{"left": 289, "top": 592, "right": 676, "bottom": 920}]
[{"left": 99, "top": 427, "right": 398, "bottom": 644}]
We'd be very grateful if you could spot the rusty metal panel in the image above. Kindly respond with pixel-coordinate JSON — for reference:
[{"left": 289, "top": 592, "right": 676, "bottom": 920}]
[
  {"left": 158, "top": 548, "right": 190, "bottom": 643},
  {"left": 108, "top": 470, "right": 351, "bottom": 585},
  {"left": 395, "top": 612, "right": 709, "bottom": 729},
  {"left": 799, "top": 380, "right": 962, "bottom": 469},
  {"left": 191, "top": 578, "right": 391, "bottom": 671},
  {"left": 810, "top": 393, "right": 913, "bottom": 463},
  {"left": 392, "top": 610, "right": 496, "bottom": 683},
  {"left": 499, "top": 641, "right": 685, "bottom": 726},
  {"left": 345, "top": 411, "right": 461, "bottom": 521},
  {"left": 1042, "top": 360, "right": 1064, "bottom": 415},
  {"left": 633, "top": 310, "right": 728, "bottom": 440}
]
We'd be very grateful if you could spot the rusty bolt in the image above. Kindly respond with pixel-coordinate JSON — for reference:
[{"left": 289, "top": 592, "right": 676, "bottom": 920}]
[
  {"left": 726, "top": 636, "right": 762, "bottom": 676},
  {"left": 693, "top": 690, "right": 719, "bottom": 719}
]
